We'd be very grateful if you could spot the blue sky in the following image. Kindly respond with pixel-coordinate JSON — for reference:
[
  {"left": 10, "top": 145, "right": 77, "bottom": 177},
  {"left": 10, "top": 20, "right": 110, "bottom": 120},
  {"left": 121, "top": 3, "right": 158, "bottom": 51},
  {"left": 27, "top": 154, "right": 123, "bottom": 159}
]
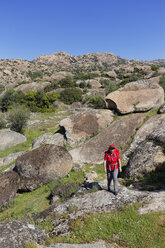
[{"left": 0, "top": 0, "right": 164, "bottom": 61}]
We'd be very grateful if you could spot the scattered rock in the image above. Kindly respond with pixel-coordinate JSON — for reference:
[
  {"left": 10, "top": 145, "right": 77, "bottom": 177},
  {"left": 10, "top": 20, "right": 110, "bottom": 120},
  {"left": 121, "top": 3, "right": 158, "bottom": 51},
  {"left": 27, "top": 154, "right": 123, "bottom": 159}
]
[
  {"left": 105, "top": 81, "right": 164, "bottom": 114},
  {"left": 70, "top": 113, "right": 146, "bottom": 164},
  {"left": 0, "top": 129, "right": 26, "bottom": 151},
  {"left": 14, "top": 145, "right": 73, "bottom": 191},
  {"left": 60, "top": 109, "right": 114, "bottom": 147},
  {"left": 0, "top": 171, "right": 20, "bottom": 207},
  {"left": 0, "top": 220, "right": 48, "bottom": 248},
  {"left": 72, "top": 164, "right": 84, "bottom": 172},
  {"left": 105, "top": 70, "right": 117, "bottom": 78},
  {"left": 84, "top": 171, "right": 98, "bottom": 183}
]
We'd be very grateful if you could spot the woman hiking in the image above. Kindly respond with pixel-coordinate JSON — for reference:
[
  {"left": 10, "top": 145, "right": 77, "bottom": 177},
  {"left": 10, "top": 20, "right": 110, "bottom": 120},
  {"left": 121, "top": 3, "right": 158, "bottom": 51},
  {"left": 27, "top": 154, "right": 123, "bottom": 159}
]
[{"left": 104, "top": 144, "right": 122, "bottom": 195}]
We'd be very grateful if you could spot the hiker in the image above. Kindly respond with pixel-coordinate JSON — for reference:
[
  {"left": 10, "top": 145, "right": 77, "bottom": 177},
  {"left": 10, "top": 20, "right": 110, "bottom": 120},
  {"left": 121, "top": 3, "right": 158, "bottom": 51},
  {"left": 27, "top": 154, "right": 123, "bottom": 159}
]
[{"left": 104, "top": 144, "right": 122, "bottom": 195}]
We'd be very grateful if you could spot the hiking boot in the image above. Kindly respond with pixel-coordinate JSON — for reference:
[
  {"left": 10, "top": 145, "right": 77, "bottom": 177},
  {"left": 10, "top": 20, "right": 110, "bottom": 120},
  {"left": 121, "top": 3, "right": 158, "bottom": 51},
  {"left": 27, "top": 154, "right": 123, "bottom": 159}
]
[
  {"left": 114, "top": 191, "right": 118, "bottom": 196},
  {"left": 107, "top": 188, "right": 112, "bottom": 192}
]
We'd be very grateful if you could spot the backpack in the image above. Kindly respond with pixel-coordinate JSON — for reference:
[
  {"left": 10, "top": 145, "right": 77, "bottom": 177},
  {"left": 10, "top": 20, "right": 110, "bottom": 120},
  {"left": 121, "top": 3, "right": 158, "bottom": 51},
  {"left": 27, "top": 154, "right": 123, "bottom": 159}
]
[{"left": 106, "top": 145, "right": 120, "bottom": 171}]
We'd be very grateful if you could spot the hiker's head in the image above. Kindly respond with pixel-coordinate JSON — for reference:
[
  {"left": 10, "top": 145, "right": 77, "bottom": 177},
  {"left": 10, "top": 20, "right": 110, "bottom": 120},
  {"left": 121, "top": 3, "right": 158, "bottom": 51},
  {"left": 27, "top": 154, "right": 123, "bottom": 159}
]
[{"left": 108, "top": 145, "right": 115, "bottom": 153}]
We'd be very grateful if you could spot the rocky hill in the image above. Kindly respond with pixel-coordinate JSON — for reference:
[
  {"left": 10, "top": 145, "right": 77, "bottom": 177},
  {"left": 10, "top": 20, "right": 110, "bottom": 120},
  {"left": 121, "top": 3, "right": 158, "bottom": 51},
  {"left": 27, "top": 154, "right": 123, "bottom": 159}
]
[{"left": 0, "top": 52, "right": 165, "bottom": 90}]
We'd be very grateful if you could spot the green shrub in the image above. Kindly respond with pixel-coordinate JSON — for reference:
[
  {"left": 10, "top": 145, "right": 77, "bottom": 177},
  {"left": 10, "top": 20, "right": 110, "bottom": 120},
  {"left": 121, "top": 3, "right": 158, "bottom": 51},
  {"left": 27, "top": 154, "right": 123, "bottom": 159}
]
[
  {"left": 27, "top": 71, "right": 43, "bottom": 80},
  {"left": 1, "top": 89, "right": 15, "bottom": 112},
  {"left": 159, "top": 75, "right": 165, "bottom": 91},
  {"left": 46, "top": 91, "right": 60, "bottom": 103},
  {"left": 84, "top": 95, "right": 105, "bottom": 109},
  {"left": 121, "top": 77, "right": 130, "bottom": 86},
  {"left": 58, "top": 77, "right": 75, "bottom": 88},
  {"left": 7, "top": 104, "right": 30, "bottom": 133},
  {"left": 151, "top": 65, "right": 159, "bottom": 71},
  {"left": 100, "top": 79, "right": 119, "bottom": 94},
  {"left": 60, "top": 88, "right": 83, "bottom": 104}
]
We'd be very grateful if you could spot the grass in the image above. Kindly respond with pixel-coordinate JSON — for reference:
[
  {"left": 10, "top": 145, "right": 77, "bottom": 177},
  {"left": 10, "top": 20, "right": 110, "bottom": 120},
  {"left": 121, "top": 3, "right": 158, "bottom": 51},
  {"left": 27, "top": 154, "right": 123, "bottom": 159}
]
[
  {"left": 83, "top": 163, "right": 106, "bottom": 181},
  {"left": 45, "top": 204, "right": 165, "bottom": 248},
  {"left": 0, "top": 169, "right": 85, "bottom": 222}
]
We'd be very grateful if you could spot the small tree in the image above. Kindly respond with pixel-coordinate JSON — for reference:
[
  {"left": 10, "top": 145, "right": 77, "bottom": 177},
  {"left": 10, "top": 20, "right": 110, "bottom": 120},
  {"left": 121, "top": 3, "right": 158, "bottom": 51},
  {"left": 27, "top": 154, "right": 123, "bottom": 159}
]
[
  {"left": 84, "top": 95, "right": 105, "bottom": 109},
  {"left": 159, "top": 75, "right": 165, "bottom": 92},
  {"left": 7, "top": 105, "right": 30, "bottom": 133}
]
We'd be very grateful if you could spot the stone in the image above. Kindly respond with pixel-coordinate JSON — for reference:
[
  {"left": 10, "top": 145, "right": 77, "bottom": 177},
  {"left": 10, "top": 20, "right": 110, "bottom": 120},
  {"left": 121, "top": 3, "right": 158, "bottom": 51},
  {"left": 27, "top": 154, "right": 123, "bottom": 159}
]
[
  {"left": 85, "top": 79, "right": 102, "bottom": 88},
  {"left": 158, "top": 102, "right": 165, "bottom": 114},
  {"left": 105, "top": 70, "right": 117, "bottom": 78},
  {"left": 0, "top": 129, "right": 26, "bottom": 151},
  {"left": 0, "top": 151, "right": 25, "bottom": 169},
  {"left": 122, "top": 113, "right": 165, "bottom": 163},
  {"left": 138, "top": 190, "right": 165, "bottom": 214},
  {"left": 70, "top": 113, "right": 146, "bottom": 164},
  {"left": 0, "top": 220, "right": 48, "bottom": 248},
  {"left": 122, "top": 141, "right": 165, "bottom": 178},
  {"left": 15, "top": 81, "right": 51, "bottom": 94},
  {"left": 0, "top": 171, "right": 20, "bottom": 207},
  {"left": 51, "top": 71, "right": 73, "bottom": 81},
  {"left": 158, "top": 67, "right": 165, "bottom": 75},
  {"left": 14, "top": 144, "right": 72, "bottom": 191},
  {"left": 84, "top": 171, "right": 98, "bottom": 183},
  {"left": 32, "top": 133, "right": 65, "bottom": 149},
  {"left": 105, "top": 81, "right": 164, "bottom": 114},
  {"left": 59, "top": 109, "right": 114, "bottom": 147}
]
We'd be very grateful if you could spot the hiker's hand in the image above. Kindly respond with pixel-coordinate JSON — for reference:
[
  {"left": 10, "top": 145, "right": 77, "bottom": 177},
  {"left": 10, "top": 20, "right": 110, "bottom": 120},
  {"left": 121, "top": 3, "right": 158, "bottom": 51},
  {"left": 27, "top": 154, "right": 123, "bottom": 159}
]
[
  {"left": 104, "top": 167, "right": 107, "bottom": 173},
  {"left": 119, "top": 167, "right": 122, "bottom": 173}
]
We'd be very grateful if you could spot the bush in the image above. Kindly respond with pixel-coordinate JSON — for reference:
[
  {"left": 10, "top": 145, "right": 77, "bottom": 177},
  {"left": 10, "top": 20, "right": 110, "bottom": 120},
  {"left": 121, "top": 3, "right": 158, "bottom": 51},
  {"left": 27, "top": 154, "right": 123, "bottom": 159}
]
[
  {"left": 58, "top": 77, "right": 75, "bottom": 88},
  {"left": 7, "top": 105, "right": 30, "bottom": 133},
  {"left": 60, "top": 88, "right": 83, "bottom": 104},
  {"left": 159, "top": 75, "right": 165, "bottom": 91},
  {"left": 84, "top": 95, "right": 105, "bottom": 109},
  {"left": 151, "top": 65, "right": 159, "bottom": 71},
  {"left": 0, "top": 84, "right": 5, "bottom": 94},
  {"left": 1, "top": 89, "right": 15, "bottom": 112},
  {"left": 100, "top": 79, "right": 119, "bottom": 94}
]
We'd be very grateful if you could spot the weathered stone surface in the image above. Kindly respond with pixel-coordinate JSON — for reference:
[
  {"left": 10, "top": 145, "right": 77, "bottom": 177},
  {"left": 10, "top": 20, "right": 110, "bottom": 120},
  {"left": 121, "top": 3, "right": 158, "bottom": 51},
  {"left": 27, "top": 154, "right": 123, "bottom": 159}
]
[
  {"left": 105, "top": 81, "right": 164, "bottom": 114},
  {"left": 0, "top": 171, "right": 20, "bottom": 207},
  {"left": 15, "top": 81, "right": 51, "bottom": 94},
  {"left": 60, "top": 109, "right": 114, "bottom": 147},
  {"left": 84, "top": 171, "right": 98, "bottom": 183},
  {"left": 51, "top": 71, "right": 73, "bottom": 81},
  {"left": 0, "top": 220, "right": 48, "bottom": 248},
  {"left": 158, "top": 102, "right": 165, "bottom": 114},
  {"left": 70, "top": 113, "right": 146, "bottom": 164},
  {"left": 32, "top": 133, "right": 65, "bottom": 149},
  {"left": 0, "top": 151, "right": 24, "bottom": 168},
  {"left": 0, "top": 129, "right": 26, "bottom": 151},
  {"left": 14, "top": 145, "right": 72, "bottom": 190},
  {"left": 122, "top": 141, "right": 165, "bottom": 178},
  {"left": 85, "top": 79, "right": 102, "bottom": 88},
  {"left": 122, "top": 114, "right": 165, "bottom": 163},
  {"left": 139, "top": 190, "right": 165, "bottom": 214}
]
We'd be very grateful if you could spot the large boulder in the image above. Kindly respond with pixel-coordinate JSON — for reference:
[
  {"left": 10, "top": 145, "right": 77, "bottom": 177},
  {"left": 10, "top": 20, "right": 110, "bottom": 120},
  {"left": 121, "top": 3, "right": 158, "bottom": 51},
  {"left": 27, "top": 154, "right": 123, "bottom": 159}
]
[
  {"left": 70, "top": 113, "right": 146, "bottom": 164},
  {"left": 15, "top": 81, "right": 51, "bottom": 94},
  {"left": 122, "top": 113, "right": 165, "bottom": 163},
  {"left": 122, "top": 140, "right": 165, "bottom": 178},
  {"left": 60, "top": 109, "right": 114, "bottom": 147},
  {"left": 0, "top": 171, "right": 20, "bottom": 207},
  {"left": 32, "top": 133, "right": 65, "bottom": 149},
  {"left": 0, "top": 220, "right": 48, "bottom": 248},
  {"left": 0, "top": 151, "right": 25, "bottom": 169},
  {"left": 0, "top": 129, "right": 26, "bottom": 151},
  {"left": 158, "top": 102, "right": 165, "bottom": 114},
  {"left": 105, "top": 81, "right": 164, "bottom": 114},
  {"left": 14, "top": 144, "right": 72, "bottom": 191}
]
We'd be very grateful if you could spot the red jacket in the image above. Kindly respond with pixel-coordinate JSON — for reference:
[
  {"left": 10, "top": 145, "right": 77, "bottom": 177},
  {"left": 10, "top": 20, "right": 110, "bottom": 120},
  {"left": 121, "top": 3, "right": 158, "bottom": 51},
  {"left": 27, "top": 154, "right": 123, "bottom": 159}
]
[{"left": 104, "top": 150, "right": 120, "bottom": 171}]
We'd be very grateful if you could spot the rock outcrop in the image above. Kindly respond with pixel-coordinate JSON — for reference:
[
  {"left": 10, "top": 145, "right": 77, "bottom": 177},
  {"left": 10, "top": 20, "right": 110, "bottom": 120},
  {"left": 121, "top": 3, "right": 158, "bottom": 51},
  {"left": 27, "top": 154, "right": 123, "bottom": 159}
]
[
  {"left": 0, "top": 129, "right": 26, "bottom": 151},
  {"left": 0, "top": 220, "right": 48, "bottom": 248},
  {"left": 0, "top": 171, "right": 20, "bottom": 207},
  {"left": 122, "top": 113, "right": 165, "bottom": 163},
  {"left": 158, "top": 102, "right": 165, "bottom": 114},
  {"left": 122, "top": 140, "right": 165, "bottom": 178},
  {"left": 105, "top": 81, "right": 164, "bottom": 114},
  {"left": 60, "top": 109, "right": 114, "bottom": 147},
  {"left": 14, "top": 145, "right": 72, "bottom": 191},
  {"left": 45, "top": 243, "right": 108, "bottom": 248},
  {"left": 70, "top": 113, "right": 146, "bottom": 164}
]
